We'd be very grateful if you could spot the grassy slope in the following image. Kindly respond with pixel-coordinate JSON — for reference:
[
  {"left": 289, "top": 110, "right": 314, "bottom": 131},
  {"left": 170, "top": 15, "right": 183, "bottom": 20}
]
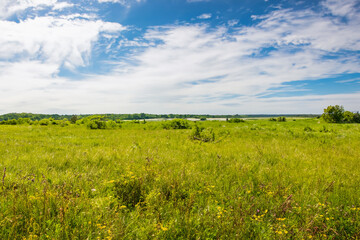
[{"left": 0, "top": 119, "right": 359, "bottom": 239}]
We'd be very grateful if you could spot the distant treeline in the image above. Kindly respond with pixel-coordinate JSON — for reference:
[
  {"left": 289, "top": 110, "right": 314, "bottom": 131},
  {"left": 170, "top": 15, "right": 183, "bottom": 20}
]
[{"left": 0, "top": 112, "right": 320, "bottom": 121}]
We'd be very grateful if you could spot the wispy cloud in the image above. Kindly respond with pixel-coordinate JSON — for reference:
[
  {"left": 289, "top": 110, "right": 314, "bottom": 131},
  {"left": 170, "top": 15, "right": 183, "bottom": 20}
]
[
  {"left": 336, "top": 78, "right": 360, "bottom": 83},
  {"left": 0, "top": 0, "right": 360, "bottom": 114},
  {"left": 0, "top": 0, "right": 74, "bottom": 19},
  {"left": 97, "top": 0, "right": 146, "bottom": 8},
  {"left": 0, "top": 16, "right": 125, "bottom": 68},
  {"left": 197, "top": 13, "right": 212, "bottom": 19}
]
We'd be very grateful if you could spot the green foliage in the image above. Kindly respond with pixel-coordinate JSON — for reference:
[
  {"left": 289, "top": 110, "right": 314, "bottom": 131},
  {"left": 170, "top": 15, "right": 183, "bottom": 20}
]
[
  {"left": 353, "top": 112, "right": 360, "bottom": 123},
  {"left": 304, "top": 126, "right": 314, "bottom": 132},
  {"left": 190, "top": 125, "right": 215, "bottom": 142},
  {"left": 0, "top": 119, "right": 360, "bottom": 239},
  {"left": 162, "top": 119, "right": 191, "bottom": 129},
  {"left": 277, "top": 116, "right": 286, "bottom": 122},
  {"left": 227, "top": 118, "right": 245, "bottom": 123},
  {"left": 106, "top": 120, "right": 118, "bottom": 129},
  {"left": 39, "top": 118, "right": 50, "bottom": 126},
  {"left": 200, "top": 117, "right": 207, "bottom": 121},
  {"left": 343, "top": 111, "right": 354, "bottom": 123},
  {"left": 70, "top": 115, "right": 78, "bottom": 124},
  {"left": 0, "top": 112, "right": 320, "bottom": 122},
  {"left": 322, "top": 105, "right": 345, "bottom": 123},
  {"left": 87, "top": 120, "right": 107, "bottom": 129},
  {"left": 114, "top": 174, "right": 145, "bottom": 208},
  {"left": 269, "top": 117, "right": 286, "bottom": 122}
]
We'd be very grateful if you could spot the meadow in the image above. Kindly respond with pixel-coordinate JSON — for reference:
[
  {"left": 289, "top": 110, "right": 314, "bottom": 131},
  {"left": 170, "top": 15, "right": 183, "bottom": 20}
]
[{"left": 0, "top": 118, "right": 359, "bottom": 239}]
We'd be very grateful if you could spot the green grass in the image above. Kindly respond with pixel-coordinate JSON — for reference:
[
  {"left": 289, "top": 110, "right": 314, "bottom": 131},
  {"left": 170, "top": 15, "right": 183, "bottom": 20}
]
[{"left": 1, "top": 119, "right": 360, "bottom": 239}]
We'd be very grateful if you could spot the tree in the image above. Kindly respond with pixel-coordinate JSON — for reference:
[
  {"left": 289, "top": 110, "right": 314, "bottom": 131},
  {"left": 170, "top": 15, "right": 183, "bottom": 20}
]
[
  {"left": 322, "top": 105, "right": 344, "bottom": 123},
  {"left": 353, "top": 112, "right": 360, "bottom": 123},
  {"left": 70, "top": 115, "right": 78, "bottom": 124},
  {"left": 343, "top": 111, "right": 354, "bottom": 123}
]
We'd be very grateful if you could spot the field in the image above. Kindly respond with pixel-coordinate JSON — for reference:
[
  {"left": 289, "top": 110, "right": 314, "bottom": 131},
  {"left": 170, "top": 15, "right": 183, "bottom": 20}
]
[{"left": 0, "top": 119, "right": 360, "bottom": 239}]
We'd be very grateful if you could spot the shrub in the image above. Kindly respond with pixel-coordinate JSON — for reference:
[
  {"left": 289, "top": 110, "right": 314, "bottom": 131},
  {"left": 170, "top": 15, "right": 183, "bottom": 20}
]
[
  {"left": 17, "top": 118, "right": 31, "bottom": 124},
  {"left": 343, "top": 111, "right": 354, "bottom": 123},
  {"left": 162, "top": 119, "right": 191, "bottom": 129},
  {"left": 60, "top": 120, "right": 70, "bottom": 127},
  {"left": 353, "top": 112, "right": 360, "bottom": 123},
  {"left": 277, "top": 116, "right": 286, "bottom": 122},
  {"left": 227, "top": 118, "right": 245, "bottom": 123},
  {"left": 70, "top": 115, "right": 78, "bottom": 124},
  {"left": 39, "top": 119, "right": 50, "bottom": 126},
  {"left": 322, "top": 105, "right": 344, "bottom": 123},
  {"left": 190, "top": 125, "right": 215, "bottom": 142},
  {"left": 87, "top": 120, "right": 107, "bottom": 129},
  {"left": 106, "top": 120, "right": 118, "bottom": 129}
]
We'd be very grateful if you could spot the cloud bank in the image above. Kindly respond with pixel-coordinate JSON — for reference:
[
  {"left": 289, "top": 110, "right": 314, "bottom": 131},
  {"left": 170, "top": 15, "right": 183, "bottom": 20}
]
[{"left": 0, "top": 0, "right": 359, "bottom": 114}]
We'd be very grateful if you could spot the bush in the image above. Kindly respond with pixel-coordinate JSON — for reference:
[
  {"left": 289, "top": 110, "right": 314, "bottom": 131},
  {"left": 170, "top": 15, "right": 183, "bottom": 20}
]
[
  {"left": 322, "top": 105, "right": 344, "bottom": 123},
  {"left": 162, "top": 119, "right": 191, "bottom": 129},
  {"left": 60, "top": 120, "right": 70, "bottom": 127},
  {"left": 106, "top": 120, "right": 118, "bottom": 129},
  {"left": 353, "top": 112, "right": 360, "bottom": 123},
  {"left": 190, "top": 125, "right": 215, "bottom": 142},
  {"left": 87, "top": 120, "right": 107, "bottom": 129},
  {"left": 343, "top": 111, "right": 354, "bottom": 123},
  {"left": 277, "top": 116, "right": 286, "bottom": 122},
  {"left": 227, "top": 118, "right": 245, "bottom": 123},
  {"left": 39, "top": 119, "right": 50, "bottom": 126},
  {"left": 70, "top": 115, "right": 78, "bottom": 124},
  {"left": 17, "top": 118, "right": 31, "bottom": 124}
]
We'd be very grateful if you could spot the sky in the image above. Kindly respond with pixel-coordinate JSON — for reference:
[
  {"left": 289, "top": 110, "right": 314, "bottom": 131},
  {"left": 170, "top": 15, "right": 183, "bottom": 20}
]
[{"left": 0, "top": 0, "right": 360, "bottom": 114}]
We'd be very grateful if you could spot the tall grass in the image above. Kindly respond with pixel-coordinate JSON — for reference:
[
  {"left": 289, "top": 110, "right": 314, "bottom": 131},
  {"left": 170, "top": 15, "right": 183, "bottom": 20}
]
[{"left": 0, "top": 119, "right": 359, "bottom": 239}]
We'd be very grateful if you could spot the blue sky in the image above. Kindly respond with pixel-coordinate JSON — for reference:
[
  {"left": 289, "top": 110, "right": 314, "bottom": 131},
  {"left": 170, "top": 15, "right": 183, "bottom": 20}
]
[{"left": 0, "top": 0, "right": 359, "bottom": 114}]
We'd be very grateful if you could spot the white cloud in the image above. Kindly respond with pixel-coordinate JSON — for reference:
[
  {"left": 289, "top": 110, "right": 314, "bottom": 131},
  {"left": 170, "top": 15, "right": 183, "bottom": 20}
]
[
  {"left": 0, "top": 16, "right": 125, "bottom": 68},
  {"left": 97, "top": 0, "right": 145, "bottom": 7},
  {"left": 321, "top": 0, "right": 358, "bottom": 17},
  {"left": 197, "top": 13, "right": 212, "bottom": 19},
  {"left": 227, "top": 19, "right": 238, "bottom": 26},
  {"left": 0, "top": 0, "right": 75, "bottom": 19},
  {"left": 0, "top": 0, "right": 360, "bottom": 114},
  {"left": 52, "top": 2, "right": 74, "bottom": 10}
]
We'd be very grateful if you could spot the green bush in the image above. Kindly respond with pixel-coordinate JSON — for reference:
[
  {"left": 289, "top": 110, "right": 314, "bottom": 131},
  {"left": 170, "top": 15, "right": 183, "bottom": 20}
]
[
  {"left": 353, "top": 112, "right": 360, "bottom": 123},
  {"left": 227, "top": 118, "right": 245, "bottom": 123},
  {"left": 277, "top": 116, "right": 286, "bottom": 122},
  {"left": 343, "top": 111, "right": 354, "bottom": 123},
  {"left": 190, "top": 125, "right": 215, "bottom": 142},
  {"left": 39, "top": 119, "right": 50, "bottom": 126},
  {"left": 322, "top": 105, "right": 344, "bottom": 123},
  {"left": 162, "top": 119, "right": 191, "bottom": 129},
  {"left": 87, "top": 120, "right": 107, "bottom": 129},
  {"left": 106, "top": 120, "right": 118, "bottom": 129}
]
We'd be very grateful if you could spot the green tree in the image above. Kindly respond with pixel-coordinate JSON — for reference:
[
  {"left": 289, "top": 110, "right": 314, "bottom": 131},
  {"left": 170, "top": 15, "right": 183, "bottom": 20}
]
[
  {"left": 353, "top": 112, "right": 360, "bottom": 123},
  {"left": 343, "top": 111, "right": 354, "bottom": 123},
  {"left": 70, "top": 115, "right": 78, "bottom": 124},
  {"left": 322, "top": 105, "right": 344, "bottom": 123}
]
